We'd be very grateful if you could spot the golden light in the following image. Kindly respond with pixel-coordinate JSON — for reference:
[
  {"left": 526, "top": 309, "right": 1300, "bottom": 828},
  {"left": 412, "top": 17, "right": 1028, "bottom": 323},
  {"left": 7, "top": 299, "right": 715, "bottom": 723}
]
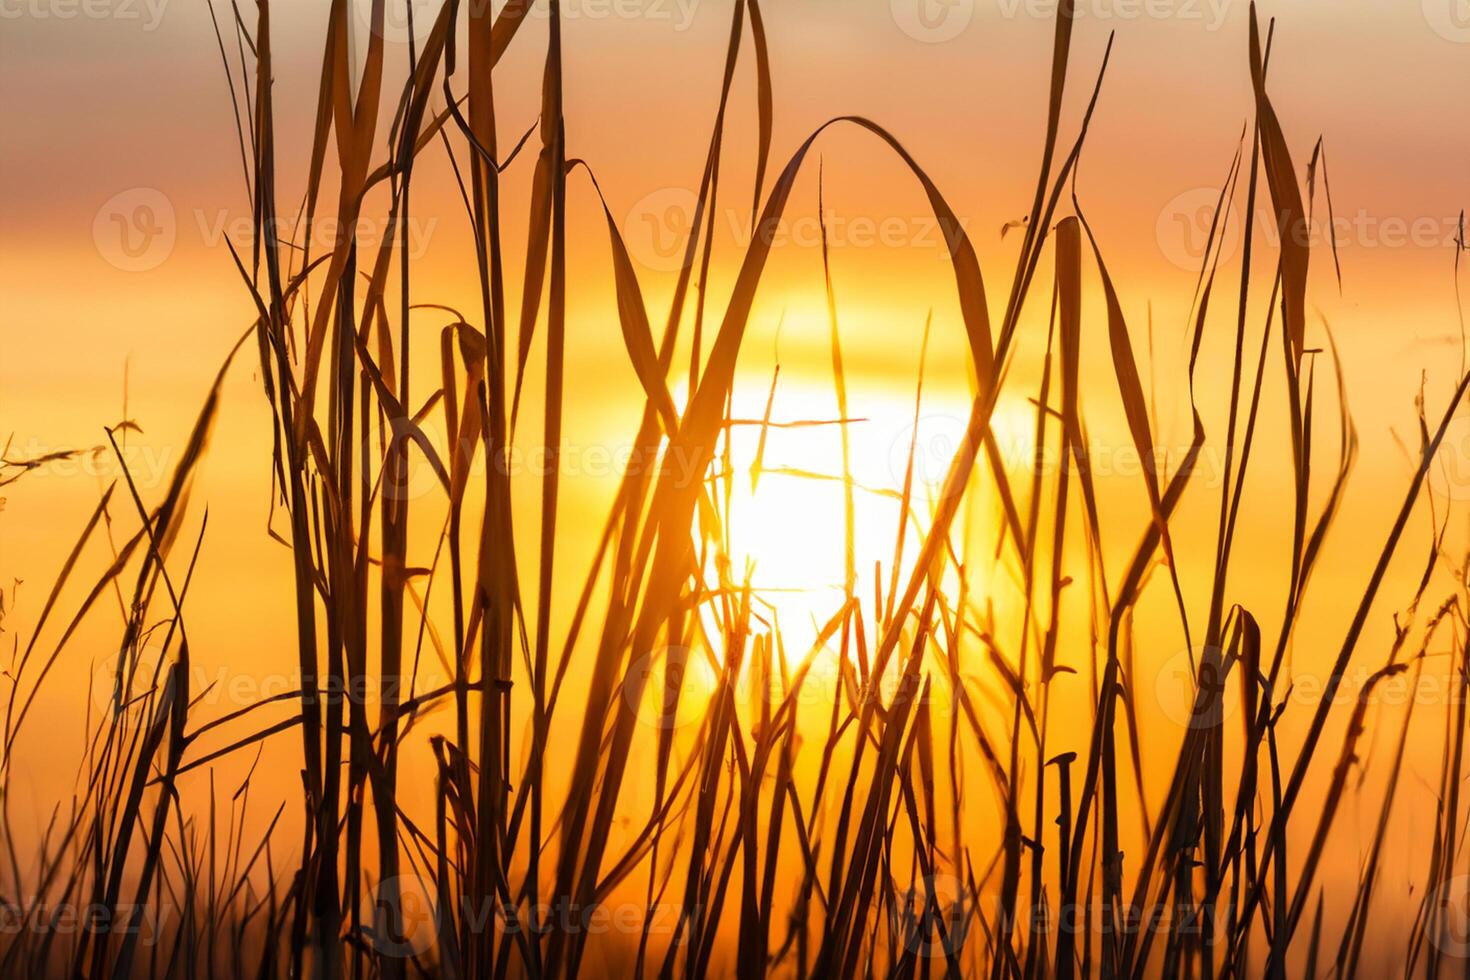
[{"left": 707, "top": 375, "right": 1037, "bottom": 654}]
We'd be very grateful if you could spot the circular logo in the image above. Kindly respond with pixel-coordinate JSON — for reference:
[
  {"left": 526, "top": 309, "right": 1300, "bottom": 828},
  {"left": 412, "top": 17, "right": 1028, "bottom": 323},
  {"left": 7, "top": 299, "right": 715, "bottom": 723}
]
[
  {"left": 1153, "top": 647, "right": 1237, "bottom": 730},
  {"left": 622, "top": 646, "right": 719, "bottom": 729},
  {"left": 891, "top": 0, "right": 975, "bottom": 43},
  {"left": 352, "top": 0, "right": 440, "bottom": 46},
  {"left": 91, "top": 644, "right": 168, "bottom": 731},
  {"left": 1156, "top": 187, "right": 1240, "bottom": 273},
  {"left": 1431, "top": 874, "right": 1470, "bottom": 958},
  {"left": 622, "top": 186, "right": 699, "bottom": 273},
  {"left": 899, "top": 873, "right": 969, "bottom": 958},
  {"left": 93, "top": 188, "right": 176, "bottom": 273},
  {"left": 371, "top": 875, "right": 437, "bottom": 958},
  {"left": 1425, "top": 0, "right": 1470, "bottom": 42},
  {"left": 384, "top": 418, "right": 450, "bottom": 504},
  {"left": 1431, "top": 413, "right": 1470, "bottom": 501},
  {"left": 887, "top": 413, "right": 978, "bottom": 490}
]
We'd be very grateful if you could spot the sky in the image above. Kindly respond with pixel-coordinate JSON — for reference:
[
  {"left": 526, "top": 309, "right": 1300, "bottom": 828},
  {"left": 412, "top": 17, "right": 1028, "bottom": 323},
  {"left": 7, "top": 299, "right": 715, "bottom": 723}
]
[{"left": 5, "top": 0, "right": 1470, "bottom": 955}]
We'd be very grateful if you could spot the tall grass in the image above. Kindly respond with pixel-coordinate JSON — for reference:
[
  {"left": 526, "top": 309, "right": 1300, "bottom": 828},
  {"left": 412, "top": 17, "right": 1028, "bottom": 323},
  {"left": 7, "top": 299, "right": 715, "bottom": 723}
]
[{"left": 4, "top": 0, "right": 1469, "bottom": 976}]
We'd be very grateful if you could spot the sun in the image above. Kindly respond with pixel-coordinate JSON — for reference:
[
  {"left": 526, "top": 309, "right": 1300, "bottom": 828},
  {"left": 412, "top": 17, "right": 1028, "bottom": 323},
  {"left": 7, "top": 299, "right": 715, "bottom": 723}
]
[{"left": 704, "top": 375, "right": 1035, "bottom": 652}]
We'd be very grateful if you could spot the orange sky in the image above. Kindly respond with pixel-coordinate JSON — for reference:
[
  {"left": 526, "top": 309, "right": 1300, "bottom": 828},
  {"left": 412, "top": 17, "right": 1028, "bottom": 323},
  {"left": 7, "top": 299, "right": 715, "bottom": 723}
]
[{"left": 6, "top": 2, "right": 1470, "bottom": 951}]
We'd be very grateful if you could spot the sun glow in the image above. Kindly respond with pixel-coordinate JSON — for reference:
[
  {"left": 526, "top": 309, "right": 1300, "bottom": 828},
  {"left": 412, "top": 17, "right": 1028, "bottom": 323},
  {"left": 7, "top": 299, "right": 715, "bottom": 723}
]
[{"left": 704, "top": 376, "right": 1036, "bottom": 652}]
